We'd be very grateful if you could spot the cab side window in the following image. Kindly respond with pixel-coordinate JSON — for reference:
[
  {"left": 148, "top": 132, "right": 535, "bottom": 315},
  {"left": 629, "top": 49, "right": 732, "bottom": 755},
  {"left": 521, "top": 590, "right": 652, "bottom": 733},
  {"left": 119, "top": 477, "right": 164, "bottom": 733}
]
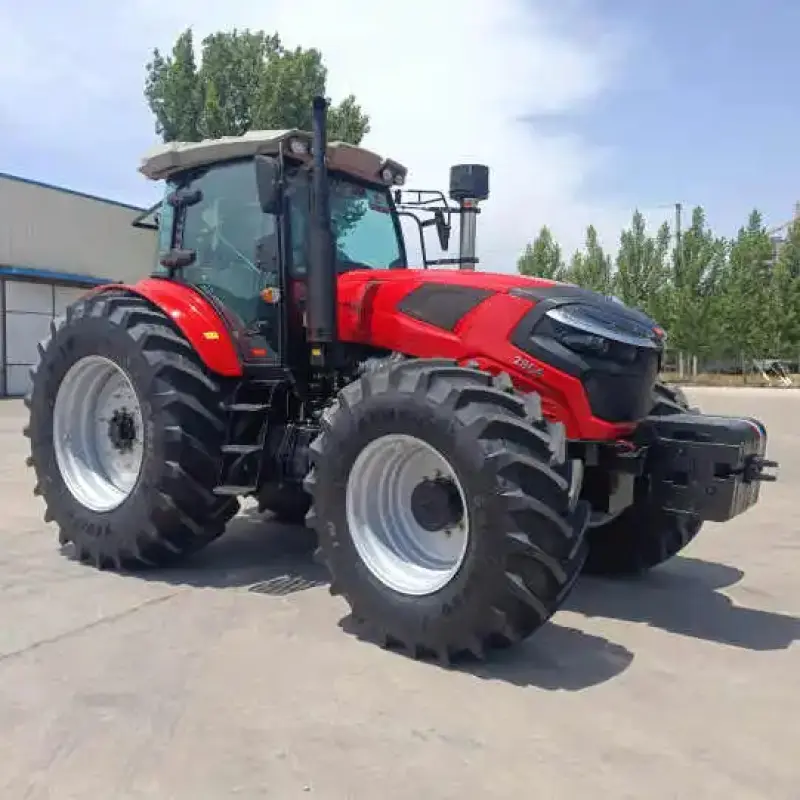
[{"left": 178, "top": 160, "right": 277, "bottom": 328}]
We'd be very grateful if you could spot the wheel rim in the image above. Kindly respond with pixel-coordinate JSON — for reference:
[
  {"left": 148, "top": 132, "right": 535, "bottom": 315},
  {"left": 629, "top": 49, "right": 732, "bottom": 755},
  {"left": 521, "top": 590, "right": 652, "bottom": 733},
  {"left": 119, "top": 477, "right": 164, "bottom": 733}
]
[
  {"left": 345, "top": 434, "right": 470, "bottom": 596},
  {"left": 53, "top": 355, "right": 144, "bottom": 513}
]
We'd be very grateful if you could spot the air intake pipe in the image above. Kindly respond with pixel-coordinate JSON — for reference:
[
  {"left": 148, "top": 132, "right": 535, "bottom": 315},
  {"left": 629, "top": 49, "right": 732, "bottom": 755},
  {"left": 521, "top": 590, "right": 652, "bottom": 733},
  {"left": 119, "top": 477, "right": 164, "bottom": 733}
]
[{"left": 449, "top": 164, "right": 489, "bottom": 270}]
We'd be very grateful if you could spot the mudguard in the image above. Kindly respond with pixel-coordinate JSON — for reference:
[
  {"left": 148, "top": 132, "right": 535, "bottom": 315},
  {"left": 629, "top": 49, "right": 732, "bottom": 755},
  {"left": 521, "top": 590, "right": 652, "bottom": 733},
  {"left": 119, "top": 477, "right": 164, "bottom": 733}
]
[{"left": 91, "top": 278, "right": 243, "bottom": 378}]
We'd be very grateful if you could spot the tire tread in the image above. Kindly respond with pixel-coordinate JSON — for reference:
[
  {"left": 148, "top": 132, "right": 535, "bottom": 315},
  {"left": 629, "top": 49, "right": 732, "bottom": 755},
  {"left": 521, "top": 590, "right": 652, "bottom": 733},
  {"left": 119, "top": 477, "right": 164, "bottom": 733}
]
[{"left": 305, "top": 357, "right": 589, "bottom": 662}]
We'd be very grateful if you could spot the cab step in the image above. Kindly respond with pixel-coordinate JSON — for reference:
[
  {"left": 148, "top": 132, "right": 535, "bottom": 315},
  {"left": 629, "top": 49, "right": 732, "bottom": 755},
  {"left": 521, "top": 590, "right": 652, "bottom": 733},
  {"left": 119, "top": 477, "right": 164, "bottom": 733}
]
[
  {"left": 221, "top": 444, "right": 262, "bottom": 455},
  {"left": 223, "top": 402, "right": 270, "bottom": 412}
]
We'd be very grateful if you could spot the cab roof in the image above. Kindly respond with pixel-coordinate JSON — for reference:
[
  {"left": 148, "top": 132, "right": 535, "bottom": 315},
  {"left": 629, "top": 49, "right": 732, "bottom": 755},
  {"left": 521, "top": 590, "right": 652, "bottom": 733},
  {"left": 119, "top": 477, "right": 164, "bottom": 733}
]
[{"left": 139, "top": 129, "right": 408, "bottom": 188}]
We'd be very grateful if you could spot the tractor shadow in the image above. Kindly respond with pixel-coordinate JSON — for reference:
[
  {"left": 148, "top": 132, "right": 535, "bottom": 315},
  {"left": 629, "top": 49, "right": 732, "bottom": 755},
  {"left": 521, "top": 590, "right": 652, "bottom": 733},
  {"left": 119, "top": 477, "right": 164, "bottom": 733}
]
[
  {"left": 131, "top": 508, "right": 635, "bottom": 691},
  {"left": 112, "top": 512, "right": 798, "bottom": 687},
  {"left": 136, "top": 507, "right": 328, "bottom": 591},
  {"left": 340, "top": 615, "right": 636, "bottom": 691},
  {"left": 565, "top": 555, "right": 800, "bottom": 652}
]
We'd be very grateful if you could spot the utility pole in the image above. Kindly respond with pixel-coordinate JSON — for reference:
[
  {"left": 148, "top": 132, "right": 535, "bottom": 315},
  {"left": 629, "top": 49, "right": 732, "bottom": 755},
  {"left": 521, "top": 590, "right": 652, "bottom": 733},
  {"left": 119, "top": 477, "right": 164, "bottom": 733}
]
[{"left": 675, "top": 202, "right": 683, "bottom": 280}]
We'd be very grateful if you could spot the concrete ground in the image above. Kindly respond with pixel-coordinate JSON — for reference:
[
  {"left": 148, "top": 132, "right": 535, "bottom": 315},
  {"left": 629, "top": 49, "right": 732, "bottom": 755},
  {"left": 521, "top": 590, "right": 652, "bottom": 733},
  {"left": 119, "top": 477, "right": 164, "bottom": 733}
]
[{"left": 0, "top": 388, "right": 797, "bottom": 800}]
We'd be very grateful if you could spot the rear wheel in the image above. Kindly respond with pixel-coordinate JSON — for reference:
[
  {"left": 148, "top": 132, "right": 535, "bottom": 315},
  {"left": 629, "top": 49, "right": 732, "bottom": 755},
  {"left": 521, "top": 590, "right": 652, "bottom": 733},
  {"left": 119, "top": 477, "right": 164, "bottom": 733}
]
[
  {"left": 24, "top": 290, "right": 239, "bottom": 569},
  {"left": 582, "top": 381, "right": 703, "bottom": 576},
  {"left": 304, "top": 358, "right": 589, "bottom": 663}
]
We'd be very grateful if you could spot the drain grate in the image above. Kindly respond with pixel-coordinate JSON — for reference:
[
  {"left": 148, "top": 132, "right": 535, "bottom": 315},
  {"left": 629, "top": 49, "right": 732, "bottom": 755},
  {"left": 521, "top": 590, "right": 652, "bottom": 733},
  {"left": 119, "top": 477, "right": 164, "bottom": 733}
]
[{"left": 248, "top": 574, "right": 327, "bottom": 596}]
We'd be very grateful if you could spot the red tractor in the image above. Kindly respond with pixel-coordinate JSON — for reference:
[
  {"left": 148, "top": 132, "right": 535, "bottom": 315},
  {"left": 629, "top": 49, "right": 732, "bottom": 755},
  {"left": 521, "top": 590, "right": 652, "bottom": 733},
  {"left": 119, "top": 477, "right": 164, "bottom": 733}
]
[{"left": 24, "top": 97, "right": 777, "bottom": 663}]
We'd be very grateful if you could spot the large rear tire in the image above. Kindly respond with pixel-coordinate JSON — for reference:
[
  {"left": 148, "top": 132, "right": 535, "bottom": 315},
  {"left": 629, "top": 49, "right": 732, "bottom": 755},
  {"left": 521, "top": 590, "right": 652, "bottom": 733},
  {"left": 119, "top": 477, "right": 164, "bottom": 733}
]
[
  {"left": 24, "top": 290, "right": 239, "bottom": 569},
  {"left": 582, "top": 381, "right": 703, "bottom": 576},
  {"left": 304, "top": 358, "right": 590, "bottom": 663}
]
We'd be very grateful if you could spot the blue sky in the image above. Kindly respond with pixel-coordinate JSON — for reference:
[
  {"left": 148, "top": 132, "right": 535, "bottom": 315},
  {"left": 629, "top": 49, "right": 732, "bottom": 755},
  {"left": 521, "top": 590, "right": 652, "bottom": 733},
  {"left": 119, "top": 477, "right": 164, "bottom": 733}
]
[
  {"left": 565, "top": 0, "right": 800, "bottom": 234},
  {"left": 1, "top": 0, "right": 797, "bottom": 269}
]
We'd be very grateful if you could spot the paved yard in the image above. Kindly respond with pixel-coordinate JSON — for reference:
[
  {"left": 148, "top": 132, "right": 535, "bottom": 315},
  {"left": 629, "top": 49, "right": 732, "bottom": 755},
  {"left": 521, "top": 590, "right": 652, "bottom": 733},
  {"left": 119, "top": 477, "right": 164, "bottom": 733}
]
[{"left": 1, "top": 388, "right": 798, "bottom": 799}]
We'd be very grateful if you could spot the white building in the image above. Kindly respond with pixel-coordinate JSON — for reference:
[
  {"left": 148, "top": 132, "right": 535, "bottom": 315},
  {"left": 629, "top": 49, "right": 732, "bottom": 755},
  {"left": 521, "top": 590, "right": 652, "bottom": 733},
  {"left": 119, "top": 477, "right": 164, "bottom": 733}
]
[{"left": 0, "top": 173, "right": 158, "bottom": 396}]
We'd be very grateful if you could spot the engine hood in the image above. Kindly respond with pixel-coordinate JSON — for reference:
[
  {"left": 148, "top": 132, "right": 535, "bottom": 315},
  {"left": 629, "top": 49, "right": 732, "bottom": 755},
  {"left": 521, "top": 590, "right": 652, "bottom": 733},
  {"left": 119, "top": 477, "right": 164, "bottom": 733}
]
[
  {"left": 339, "top": 267, "right": 566, "bottom": 296},
  {"left": 337, "top": 268, "right": 663, "bottom": 344}
]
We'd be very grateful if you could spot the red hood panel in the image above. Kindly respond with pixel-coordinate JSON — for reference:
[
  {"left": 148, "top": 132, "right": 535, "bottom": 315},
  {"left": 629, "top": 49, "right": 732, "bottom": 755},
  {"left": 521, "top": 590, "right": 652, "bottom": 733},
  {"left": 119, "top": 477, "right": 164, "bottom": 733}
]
[{"left": 337, "top": 268, "right": 562, "bottom": 295}]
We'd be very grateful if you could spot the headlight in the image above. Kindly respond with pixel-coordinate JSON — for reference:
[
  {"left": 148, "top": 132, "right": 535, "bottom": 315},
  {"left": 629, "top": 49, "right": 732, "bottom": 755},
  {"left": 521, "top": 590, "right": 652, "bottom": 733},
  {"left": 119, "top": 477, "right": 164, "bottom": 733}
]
[
  {"left": 544, "top": 304, "right": 663, "bottom": 363},
  {"left": 546, "top": 305, "right": 662, "bottom": 349},
  {"left": 287, "top": 137, "right": 309, "bottom": 156}
]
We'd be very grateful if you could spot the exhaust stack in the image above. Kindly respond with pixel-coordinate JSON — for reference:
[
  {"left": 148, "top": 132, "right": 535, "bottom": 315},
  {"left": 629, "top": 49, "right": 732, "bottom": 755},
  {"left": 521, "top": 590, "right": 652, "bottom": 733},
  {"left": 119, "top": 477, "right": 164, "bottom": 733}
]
[
  {"left": 449, "top": 164, "right": 489, "bottom": 270},
  {"left": 306, "top": 95, "right": 337, "bottom": 363}
]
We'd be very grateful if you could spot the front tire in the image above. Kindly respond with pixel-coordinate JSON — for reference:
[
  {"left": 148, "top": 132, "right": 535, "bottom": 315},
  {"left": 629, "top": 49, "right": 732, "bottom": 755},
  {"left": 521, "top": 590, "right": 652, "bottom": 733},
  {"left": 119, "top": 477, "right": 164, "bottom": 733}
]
[
  {"left": 24, "top": 290, "right": 239, "bottom": 569},
  {"left": 304, "top": 359, "right": 589, "bottom": 663},
  {"left": 582, "top": 381, "right": 703, "bottom": 576}
]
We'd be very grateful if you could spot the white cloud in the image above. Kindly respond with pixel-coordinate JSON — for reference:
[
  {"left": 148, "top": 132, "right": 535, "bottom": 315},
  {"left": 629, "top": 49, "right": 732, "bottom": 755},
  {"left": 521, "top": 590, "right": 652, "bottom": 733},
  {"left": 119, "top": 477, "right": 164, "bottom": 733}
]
[{"left": 0, "top": 0, "right": 660, "bottom": 270}]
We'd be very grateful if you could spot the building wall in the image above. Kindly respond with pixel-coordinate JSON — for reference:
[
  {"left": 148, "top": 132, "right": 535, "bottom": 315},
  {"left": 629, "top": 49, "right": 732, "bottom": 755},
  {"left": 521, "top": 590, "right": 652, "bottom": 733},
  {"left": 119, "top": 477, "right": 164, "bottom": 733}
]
[
  {"left": 0, "top": 174, "right": 157, "bottom": 284},
  {"left": 0, "top": 280, "right": 88, "bottom": 396},
  {"left": 0, "top": 173, "right": 158, "bottom": 396}
]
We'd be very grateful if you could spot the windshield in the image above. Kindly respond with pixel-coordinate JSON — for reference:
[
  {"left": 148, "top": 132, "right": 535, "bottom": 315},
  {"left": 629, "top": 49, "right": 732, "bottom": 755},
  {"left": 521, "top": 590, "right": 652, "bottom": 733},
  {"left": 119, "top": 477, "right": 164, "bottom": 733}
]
[{"left": 288, "top": 174, "right": 406, "bottom": 275}]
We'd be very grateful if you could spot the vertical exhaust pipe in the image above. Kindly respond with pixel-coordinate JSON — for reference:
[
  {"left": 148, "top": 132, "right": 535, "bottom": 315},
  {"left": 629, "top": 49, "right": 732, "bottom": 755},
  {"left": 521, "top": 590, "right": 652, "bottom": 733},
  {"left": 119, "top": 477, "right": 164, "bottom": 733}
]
[
  {"left": 449, "top": 164, "right": 490, "bottom": 270},
  {"left": 307, "top": 95, "right": 337, "bottom": 363}
]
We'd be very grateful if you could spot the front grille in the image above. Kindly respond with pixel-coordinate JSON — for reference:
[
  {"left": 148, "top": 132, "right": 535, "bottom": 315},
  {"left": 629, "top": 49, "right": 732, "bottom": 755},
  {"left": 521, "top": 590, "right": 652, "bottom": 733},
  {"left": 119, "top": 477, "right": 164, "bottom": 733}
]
[
  {"left": 511, "top": 300, "right": 664, "bottom": 423},
  {"left": 583, "top": 353, "right": 661, "bottom": 422}
]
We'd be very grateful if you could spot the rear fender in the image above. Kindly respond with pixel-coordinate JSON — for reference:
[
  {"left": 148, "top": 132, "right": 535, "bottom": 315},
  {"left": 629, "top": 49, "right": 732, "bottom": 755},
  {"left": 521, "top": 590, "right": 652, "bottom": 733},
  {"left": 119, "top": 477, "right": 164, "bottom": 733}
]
[{"left": 92, "top": 278, "right": 243, "bottom": 378}]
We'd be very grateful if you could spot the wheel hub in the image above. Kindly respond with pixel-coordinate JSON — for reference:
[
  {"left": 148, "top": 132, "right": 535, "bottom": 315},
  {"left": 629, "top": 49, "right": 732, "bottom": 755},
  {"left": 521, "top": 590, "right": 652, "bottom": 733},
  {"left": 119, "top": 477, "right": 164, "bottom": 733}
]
[
  {"left": 345, "top": 433, "right": 471, "bottom": 596},
  {"left": 53, "top": 355, "right": 145, "bottom": 513},
  {"left": 410, "top": 476, "right": 464, "bottom": 533},
  {"left": 108, "top": 408, "right": 137, "bottom": 453}
]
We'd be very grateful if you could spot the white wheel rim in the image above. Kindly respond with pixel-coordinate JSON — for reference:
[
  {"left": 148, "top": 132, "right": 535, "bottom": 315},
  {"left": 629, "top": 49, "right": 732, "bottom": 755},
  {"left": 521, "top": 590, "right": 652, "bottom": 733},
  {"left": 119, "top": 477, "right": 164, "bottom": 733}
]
[
  {"left": 53, "top": 355, "right": 145, "bottom": 513},
  {"left": 345, "top": 434, "right": 470, "bottom": 596}
]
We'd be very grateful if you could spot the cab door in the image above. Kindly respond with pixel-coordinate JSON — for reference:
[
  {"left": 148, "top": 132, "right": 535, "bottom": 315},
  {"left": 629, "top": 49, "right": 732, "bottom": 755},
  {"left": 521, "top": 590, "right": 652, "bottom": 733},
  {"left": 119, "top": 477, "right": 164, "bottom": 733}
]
[{"left": 164, "top": 159, "right": 285, "bottom": 364}]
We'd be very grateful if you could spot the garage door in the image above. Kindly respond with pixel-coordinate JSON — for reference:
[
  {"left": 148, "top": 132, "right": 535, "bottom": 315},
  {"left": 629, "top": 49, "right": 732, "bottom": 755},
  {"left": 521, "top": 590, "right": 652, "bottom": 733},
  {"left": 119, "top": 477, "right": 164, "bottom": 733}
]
[{"left": 4, "top": 281, "right": 89, "bottom": 396}]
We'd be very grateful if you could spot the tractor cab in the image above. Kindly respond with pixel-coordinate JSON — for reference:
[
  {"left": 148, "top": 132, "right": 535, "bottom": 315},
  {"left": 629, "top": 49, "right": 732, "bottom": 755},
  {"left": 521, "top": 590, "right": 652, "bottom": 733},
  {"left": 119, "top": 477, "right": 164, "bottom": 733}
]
[
  {"left": 141, "top": 126, "right": 410, "bottom": 366},
  {"left": 138, "top": 108, "right": 490, "bottom": 371}
]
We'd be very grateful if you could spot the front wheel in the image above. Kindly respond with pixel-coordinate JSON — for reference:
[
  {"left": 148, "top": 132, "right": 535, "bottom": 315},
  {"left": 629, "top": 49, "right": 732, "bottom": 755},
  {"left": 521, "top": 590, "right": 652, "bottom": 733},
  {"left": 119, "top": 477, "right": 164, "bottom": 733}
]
[{"left": 304, "top": 359, "right": 589, "bottom": 663}]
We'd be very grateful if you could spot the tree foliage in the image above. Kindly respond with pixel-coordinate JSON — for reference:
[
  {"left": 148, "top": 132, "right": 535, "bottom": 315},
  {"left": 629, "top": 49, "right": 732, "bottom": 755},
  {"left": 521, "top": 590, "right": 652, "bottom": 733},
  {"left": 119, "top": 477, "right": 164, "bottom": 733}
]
[
  {"left": 517, "top": 226, "right": 565, "bottom": 280},
  {"left": 773, "top": 219, "right": 800, "bottom": 348},
  {"left": 563, "top": 225, "right": 612, "bottom": 295},
  {"left": 144, "top": 29, "right": 370, "bottom": 144},
  {"left": 517, "top": 207, "right": 800, "bottom": 364}
]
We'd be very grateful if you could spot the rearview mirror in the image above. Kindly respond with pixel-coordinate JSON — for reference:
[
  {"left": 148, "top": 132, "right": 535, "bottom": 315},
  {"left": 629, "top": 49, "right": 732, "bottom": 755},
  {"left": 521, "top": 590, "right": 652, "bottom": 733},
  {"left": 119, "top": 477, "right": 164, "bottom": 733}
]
[
  {"left": 167, "top": 187, "right": 203, "bottom": 208},
  {"left": 434, "top": 209, "right": 450, "bottom": 250},
  {"left": 255, "top": 155, "right": 282, "bottom": 214}
]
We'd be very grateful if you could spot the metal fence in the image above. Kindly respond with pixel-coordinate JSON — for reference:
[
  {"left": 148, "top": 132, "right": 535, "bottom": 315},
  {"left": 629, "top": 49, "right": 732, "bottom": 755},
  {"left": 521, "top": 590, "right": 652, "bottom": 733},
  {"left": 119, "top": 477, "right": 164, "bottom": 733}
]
[{"left": 661, "top": 348, "right": 799, "bottom": 387}]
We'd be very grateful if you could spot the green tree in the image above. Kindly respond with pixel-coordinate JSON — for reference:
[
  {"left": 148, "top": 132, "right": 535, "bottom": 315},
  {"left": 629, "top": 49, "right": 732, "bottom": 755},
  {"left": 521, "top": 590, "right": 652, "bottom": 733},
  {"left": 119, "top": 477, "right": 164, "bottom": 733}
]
[
  {"left": 720, "top": 210, "right": 779, "bottom": 360},
  {"left": 613, "top": 211, "right": 670, "bottom": 317},
  {"left": 517, "top": 226, "right": 565, "bottom": 280},
  {"left": 564, "top": 225, "right": 612, "bottom": 294},
  {"left": 144, "top": 28, "right": 370, "bottom": 144},
  {"left": 772, "top": 219, "right": 800, "bottom": 352},
  {"left": 667, "top": 206, "right": 728, "bottom": 360},
  {"left": 144, "top": 29, "right": 201, "bottom": 142}
]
